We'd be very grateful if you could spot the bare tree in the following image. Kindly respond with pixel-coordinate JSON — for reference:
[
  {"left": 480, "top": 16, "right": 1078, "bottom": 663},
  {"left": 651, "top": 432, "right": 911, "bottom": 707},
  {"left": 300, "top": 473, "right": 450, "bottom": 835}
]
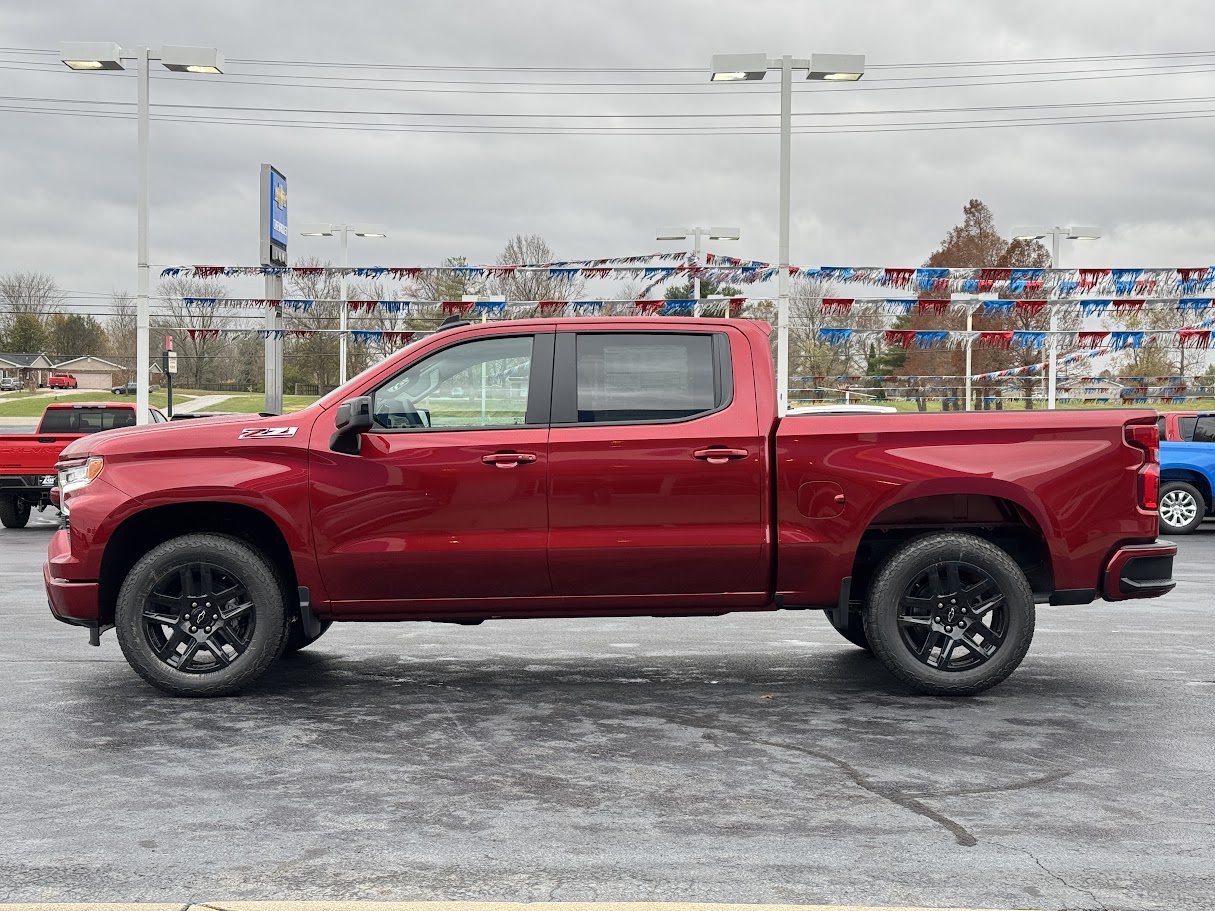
[
  {"left": 405, "top": 255, "right": 486, "bottom": 303},
  {"left": 488, "top": 234, "right": 586, "bottom": 302},
  {"left": 155, "top": 276, "right": 233, "bottom": 389},
  {"left": 0, "top": 270, "right": 62, "bottom": 327},
  {"left": 105, "top": 291, "right": 137, "bottom": 372}
]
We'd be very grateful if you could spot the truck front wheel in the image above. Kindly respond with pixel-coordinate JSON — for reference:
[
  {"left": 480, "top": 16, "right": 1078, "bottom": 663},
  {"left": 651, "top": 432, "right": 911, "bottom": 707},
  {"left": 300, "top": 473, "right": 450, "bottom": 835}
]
[
  {"left": 115, "top": 534, "right": 288, "bottom": 697},
  {"left": 1158, "top": 481, "right": 1205, "bottom": 535},
  {"left": 0, "top": 496, "right": 31, "bottom": 528},
  {"left": 862, "top": 533, "right": 1035, "bottom": 696}
]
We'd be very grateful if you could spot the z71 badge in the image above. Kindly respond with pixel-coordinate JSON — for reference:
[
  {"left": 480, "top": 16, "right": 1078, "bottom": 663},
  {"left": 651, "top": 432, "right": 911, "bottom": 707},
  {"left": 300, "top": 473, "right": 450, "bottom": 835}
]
[{"left": 238, "top": 427, "right": 298, "bottom": 440}]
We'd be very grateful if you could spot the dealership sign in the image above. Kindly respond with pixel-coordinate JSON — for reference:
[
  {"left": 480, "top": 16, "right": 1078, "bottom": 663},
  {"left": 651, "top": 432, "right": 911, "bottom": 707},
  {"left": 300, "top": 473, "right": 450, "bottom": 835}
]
[{"left": 259, "top": 163, "right": 288, "bottom": 266}]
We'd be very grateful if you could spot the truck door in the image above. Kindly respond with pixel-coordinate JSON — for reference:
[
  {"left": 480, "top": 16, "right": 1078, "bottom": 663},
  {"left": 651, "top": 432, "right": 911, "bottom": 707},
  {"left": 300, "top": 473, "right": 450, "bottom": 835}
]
[
  {"left": 309, "top": 331, "right": 554, "bottom": 614},
  {"left": 546, "top": 328, "right": 768, "bottom": 605}
]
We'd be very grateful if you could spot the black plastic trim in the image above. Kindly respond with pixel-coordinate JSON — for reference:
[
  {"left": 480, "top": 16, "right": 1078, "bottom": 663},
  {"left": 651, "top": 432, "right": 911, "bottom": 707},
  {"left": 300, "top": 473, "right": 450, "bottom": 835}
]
[{"left": 1049, "top": 588, "right": 1098, "bottom": 606}]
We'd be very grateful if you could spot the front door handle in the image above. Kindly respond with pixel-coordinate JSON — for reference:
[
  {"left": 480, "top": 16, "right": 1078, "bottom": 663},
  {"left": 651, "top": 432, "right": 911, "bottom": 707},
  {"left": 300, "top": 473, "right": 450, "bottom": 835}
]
[
  {"left": 482, "top": 451, "right": 538, "bottom": 467},
  {"left": 692, "top": 447, "right": 749, "bottom": 464}
]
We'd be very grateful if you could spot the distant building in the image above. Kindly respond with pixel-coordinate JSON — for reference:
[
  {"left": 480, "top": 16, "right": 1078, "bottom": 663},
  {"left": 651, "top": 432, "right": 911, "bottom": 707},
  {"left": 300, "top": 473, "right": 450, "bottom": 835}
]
[
  {"left": 0, "top": 353, "right": 54, "bottom": 388},
  {"left": 52, "top": 355, "right": 127, "bottom": 391}
]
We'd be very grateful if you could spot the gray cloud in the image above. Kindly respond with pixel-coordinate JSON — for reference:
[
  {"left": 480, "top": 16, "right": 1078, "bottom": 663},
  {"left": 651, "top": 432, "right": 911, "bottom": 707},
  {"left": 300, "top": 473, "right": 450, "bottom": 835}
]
[{"left": 2, "top": 0, "right": 1214, "bottom": 310}]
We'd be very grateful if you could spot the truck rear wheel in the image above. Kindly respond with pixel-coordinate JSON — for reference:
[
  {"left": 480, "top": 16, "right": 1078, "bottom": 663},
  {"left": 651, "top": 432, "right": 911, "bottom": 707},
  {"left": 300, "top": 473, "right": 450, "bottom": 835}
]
[
  {"left": 115, "top": 534, "right": 288, "bottom": 697},
  {"left": 0, "top": 496, "right": 31, "bottom": 529},
  {"left": 1158, "top": 481, "right": 1205, "bottom": 535},
  {"left": 862, "top": 533, "right": 1035, "bottom": 696}
]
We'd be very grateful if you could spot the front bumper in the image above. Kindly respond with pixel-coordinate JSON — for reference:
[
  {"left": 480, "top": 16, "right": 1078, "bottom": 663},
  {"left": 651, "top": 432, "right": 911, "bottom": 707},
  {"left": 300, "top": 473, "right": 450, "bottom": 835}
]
[
  {"left": 1103, "top": 540, "right": 1178, "bottom": 601},
  {"left": 44, "top": 528, "right": 100, "bottom": 623}
]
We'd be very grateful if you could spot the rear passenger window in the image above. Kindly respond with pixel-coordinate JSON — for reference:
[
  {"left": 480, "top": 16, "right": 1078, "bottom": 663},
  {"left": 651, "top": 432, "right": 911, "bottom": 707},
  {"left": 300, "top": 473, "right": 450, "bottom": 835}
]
[
  {"left": 1179, "top": 416, "right": 1198, "bottom": 442},
  {"left": 574, "top": 333, "right": 726, "bottom": 423},
  {"left": 1157, "top": 417, "right": 1166, "bottom": 440},
  {"left": 1193, "top": 416, "right": 1215, "bottom": 443}
]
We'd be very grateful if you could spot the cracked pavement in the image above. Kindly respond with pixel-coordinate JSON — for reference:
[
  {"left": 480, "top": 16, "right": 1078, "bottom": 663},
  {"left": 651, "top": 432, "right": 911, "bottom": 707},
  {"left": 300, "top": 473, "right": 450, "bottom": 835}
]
[{"left": 2, "top": 509, "right": 1213, "bottom": 910}]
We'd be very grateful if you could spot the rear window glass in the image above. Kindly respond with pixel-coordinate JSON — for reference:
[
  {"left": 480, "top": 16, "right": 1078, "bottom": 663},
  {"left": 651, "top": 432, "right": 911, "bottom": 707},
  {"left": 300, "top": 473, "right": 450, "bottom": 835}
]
[
  {"left": 39, "top": 408, "right": 136, "bottom": 433},
  {"left": 1179, "top": 416, "right": 1198, "bottom": 442},
  {"left": 575, "top": 333, "right": 719, "bottom": 423},
  {"left": 1192, "top": 416, "right": 1215, "bottom": 443}
]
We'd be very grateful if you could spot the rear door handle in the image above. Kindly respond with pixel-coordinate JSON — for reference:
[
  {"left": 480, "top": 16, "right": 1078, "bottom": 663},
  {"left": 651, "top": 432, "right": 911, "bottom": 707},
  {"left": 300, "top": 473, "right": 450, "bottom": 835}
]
[
  {"left": 482, "top": 451, "right": 538, "bottom": 467},
  {"left": 692, "top": 447, "right": 749, "bottom": 464}
]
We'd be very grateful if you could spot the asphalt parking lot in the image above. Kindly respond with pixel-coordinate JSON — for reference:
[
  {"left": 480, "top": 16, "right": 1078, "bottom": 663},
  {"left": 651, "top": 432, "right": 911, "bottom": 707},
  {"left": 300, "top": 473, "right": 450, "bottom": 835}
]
[{"left": 2, "top": 510, "right": 1213, "bottom": 911}]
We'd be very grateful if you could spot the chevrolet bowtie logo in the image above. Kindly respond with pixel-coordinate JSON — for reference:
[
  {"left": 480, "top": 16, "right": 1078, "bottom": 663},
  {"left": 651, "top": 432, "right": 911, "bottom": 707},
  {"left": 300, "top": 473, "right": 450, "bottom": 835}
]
[{"left": 274, "top": 184, "right": 287, "bottom": 208}]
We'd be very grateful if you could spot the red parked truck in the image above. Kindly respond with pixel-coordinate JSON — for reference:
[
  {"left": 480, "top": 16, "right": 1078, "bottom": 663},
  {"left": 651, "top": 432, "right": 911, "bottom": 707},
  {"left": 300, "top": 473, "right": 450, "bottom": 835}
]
[
  {"left": 0, "top": 401, "right": 167, "bottom": 527},
  {"left": 43, "top": 318, "right": 1175, "bottom": 697},
  {"left": 46, "top": 373, "right": 78, "bottom": 389}
]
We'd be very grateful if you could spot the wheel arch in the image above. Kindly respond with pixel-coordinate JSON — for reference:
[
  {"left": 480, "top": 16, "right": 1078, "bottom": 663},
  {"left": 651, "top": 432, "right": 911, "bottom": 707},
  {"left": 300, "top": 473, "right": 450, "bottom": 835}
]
[
  {"left": 98, "top": 501, "right": 299, "bottom": 627},
  {"left": 848, "top": 492, "right": 1053, "bottom": 606},
  {"left": 1160, "top": 468, "right": 1213, "bottom": 509}
]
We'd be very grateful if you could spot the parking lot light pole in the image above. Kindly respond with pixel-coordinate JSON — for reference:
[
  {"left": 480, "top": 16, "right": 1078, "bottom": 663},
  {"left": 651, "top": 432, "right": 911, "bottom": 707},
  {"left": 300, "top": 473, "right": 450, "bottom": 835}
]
[
  {"left": 1010, "top": 225, "right": 1103, "bottom": 409},
  {"left": 710, "top": 52, "right": 864, "bottom": 415},
  {"left": 61, "top": 42, "right": 223, "bottom": 425},
  {"left": 656, "top": 227, "right": 741, "bottom": 316},
  {"left": 300, "top": 223, "right": 387, "bottom": 385}
]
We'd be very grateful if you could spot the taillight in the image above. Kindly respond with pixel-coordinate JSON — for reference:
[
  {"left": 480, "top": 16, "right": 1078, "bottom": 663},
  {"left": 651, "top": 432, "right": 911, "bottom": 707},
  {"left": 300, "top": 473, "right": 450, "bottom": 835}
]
[{"left": 1125, "top": 423, "right": 1160, "bottom": 511}]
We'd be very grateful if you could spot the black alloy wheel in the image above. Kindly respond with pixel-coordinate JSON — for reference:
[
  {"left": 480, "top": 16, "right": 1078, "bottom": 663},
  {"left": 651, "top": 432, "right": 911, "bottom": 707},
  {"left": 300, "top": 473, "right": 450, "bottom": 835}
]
[
  {"left": 862, "top": 532, "right": 1034, "bottom": 696},
  {"left": 115, "top": 533, "right": 287, "bottom": 696},
  {"left": 895, "top": 560, "right": 1008, "bottom": 672},
  {"left": 141, "top": 562, "right": 256, "bottom": 673}
]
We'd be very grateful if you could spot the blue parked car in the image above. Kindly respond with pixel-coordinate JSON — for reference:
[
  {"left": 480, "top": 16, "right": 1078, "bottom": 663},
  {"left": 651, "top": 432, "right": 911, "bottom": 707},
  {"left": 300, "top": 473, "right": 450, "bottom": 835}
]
[{"left": 1159, "top": 412, "right": 1215, "bottom": 534}]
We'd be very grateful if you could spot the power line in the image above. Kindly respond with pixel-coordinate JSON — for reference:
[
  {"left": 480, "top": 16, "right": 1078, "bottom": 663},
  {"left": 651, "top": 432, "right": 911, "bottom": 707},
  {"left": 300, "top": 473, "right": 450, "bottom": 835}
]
[
  {"left": 5, "top": 99, "right": 1215, "bottom": 135},
  {"left": 7, "top": 91, "right": 1215, "bottom": 121}
]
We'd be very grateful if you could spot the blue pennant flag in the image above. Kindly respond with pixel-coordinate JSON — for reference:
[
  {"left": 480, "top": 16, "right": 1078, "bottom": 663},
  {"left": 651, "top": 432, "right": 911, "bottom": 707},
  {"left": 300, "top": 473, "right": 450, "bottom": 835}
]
[
  {"left": 983, "top": 300, "right": 1015, "bottom": 313},
  {"left": 1079, "top": 299, "right": 1111, "bottom": 316},
  {"left": 884, "top": 298, "right": 915, "bottom": 313},
  {"left": 661, "top": 300, "right": 695, "bottom": 315},
  {"left": 819, "top": 328, "right": 853, "bottom": 345},
  {"left": 1178, "top": 298, "right": 1211, "bottom": 311},
  {"left": 1012, "top": 331, "right": 1046, "bottom": 348},
  {"left": 1111, "top": 331, "right": 1145, "bottom": 349},
  {"left": 915, "top": 330, "right": 950, "bottom": 347},
  {"left": 1011, "top": 269, "right": 1045, "bottom": 282},
  {"left": 475, "top": 300, "right": 507, "bottom": 313}
]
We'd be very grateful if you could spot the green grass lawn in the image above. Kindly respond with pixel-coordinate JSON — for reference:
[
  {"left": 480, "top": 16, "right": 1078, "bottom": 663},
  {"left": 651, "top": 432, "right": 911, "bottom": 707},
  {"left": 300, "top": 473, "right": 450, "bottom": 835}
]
[
  {"left": 0, "top": 389, "right": 179, "bottom": 417},
  {"left": 207, "top": 394, "right": 319, "bottom": 414}
]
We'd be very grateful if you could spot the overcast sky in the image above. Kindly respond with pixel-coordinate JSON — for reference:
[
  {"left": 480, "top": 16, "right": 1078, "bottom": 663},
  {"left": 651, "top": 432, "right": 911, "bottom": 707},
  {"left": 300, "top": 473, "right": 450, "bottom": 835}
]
[{"left": 2, "top": 0, "right": 1214, "bottom": 308}]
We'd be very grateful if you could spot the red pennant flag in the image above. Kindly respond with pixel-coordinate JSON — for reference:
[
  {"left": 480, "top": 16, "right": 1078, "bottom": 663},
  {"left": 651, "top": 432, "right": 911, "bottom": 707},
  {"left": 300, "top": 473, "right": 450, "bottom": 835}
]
[
  {"left": 822, "top": 298, "right": 854, "bottom": 312},
  {"left": 978, "top": 331, "right": 1015, "bottom": 349},
  {"left": 1014, "top": 300, "right": 1047, "bottom": 315},
  {"left": 1078, "top": 332, "right": 1109, "bottom": 348},
  {"left": 1111, "top": 299, "right": 1145, "bottom": 311},
  {"left": 536, "top": 300, "right": 569, "bottom": 315},
  {"left": 885, "top": 330, "right": 917, "bottom": 348},
  {"left": 916, "top": 299, "right": 950, "bottom": 313},
  {"left": 634, "top": 300, "right": 665, "bottom": 313},
  {"left": 979, "top": 268, "right": 1011, "bottom": 282},
  {"left": 441, "top": 301, "right": 475, "bottom": 315},
  {"left": 193, "top": 266, "right": 226, "bottom": 278},
  {"left": 884, "top": 268, "right": 914, "bottom": 287}
]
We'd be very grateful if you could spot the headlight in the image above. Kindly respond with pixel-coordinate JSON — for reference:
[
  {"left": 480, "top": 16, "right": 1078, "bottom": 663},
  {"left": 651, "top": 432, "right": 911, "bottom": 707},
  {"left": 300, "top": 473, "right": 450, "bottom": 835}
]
[{"left": 57, "top": 456, "right": 104, "bottom": 514}]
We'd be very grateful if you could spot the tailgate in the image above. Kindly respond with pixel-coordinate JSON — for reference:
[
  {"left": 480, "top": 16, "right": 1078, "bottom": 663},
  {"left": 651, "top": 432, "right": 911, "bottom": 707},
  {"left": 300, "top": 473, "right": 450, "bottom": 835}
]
[{"left": 0, "top": 435, "right": 80, "bottom": 474}]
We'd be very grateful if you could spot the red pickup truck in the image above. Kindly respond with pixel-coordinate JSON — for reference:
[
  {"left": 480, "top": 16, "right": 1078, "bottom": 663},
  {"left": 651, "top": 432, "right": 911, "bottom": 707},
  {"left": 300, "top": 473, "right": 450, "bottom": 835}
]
[
  {"left": 43, "top": 318, "right": 1175, "bottom": 698},
  {"left": 0, "top": 402, "right": 167, "bottom": 527}
]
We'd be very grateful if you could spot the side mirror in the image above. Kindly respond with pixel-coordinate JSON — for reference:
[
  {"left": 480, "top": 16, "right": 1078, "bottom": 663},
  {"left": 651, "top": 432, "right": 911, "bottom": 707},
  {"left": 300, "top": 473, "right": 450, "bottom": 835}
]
[{"left": 330, "top": 396, "right": 373, "bottom": 454}]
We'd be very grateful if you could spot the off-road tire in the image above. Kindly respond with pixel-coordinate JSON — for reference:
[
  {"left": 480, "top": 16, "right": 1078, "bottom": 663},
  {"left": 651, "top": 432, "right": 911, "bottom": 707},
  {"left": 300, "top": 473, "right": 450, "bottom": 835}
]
[
  {"left": 1158, "top": 481, "right": 1205, "bottom": 535},
  {"left": 825, "top": 609, "right": 871, "bottom": 651},
  {"left": 863, "top": 532, "right": 1035, "bottom": 696},
  {"left": 282, "top": 619, "right": 332, "bottom": 654},
  {"left": 0, "top": 496, "right": 31, "bottom": 529},
  {"left": 115, "top": 534, "right": 287, "bottom": 697}
]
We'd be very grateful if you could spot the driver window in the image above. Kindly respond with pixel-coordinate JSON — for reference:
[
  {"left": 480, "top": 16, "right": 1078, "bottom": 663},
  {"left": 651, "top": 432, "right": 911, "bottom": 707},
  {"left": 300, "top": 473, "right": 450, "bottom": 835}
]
[{"left": 372, "top": 334, "right": 533, "bottom": 430}]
